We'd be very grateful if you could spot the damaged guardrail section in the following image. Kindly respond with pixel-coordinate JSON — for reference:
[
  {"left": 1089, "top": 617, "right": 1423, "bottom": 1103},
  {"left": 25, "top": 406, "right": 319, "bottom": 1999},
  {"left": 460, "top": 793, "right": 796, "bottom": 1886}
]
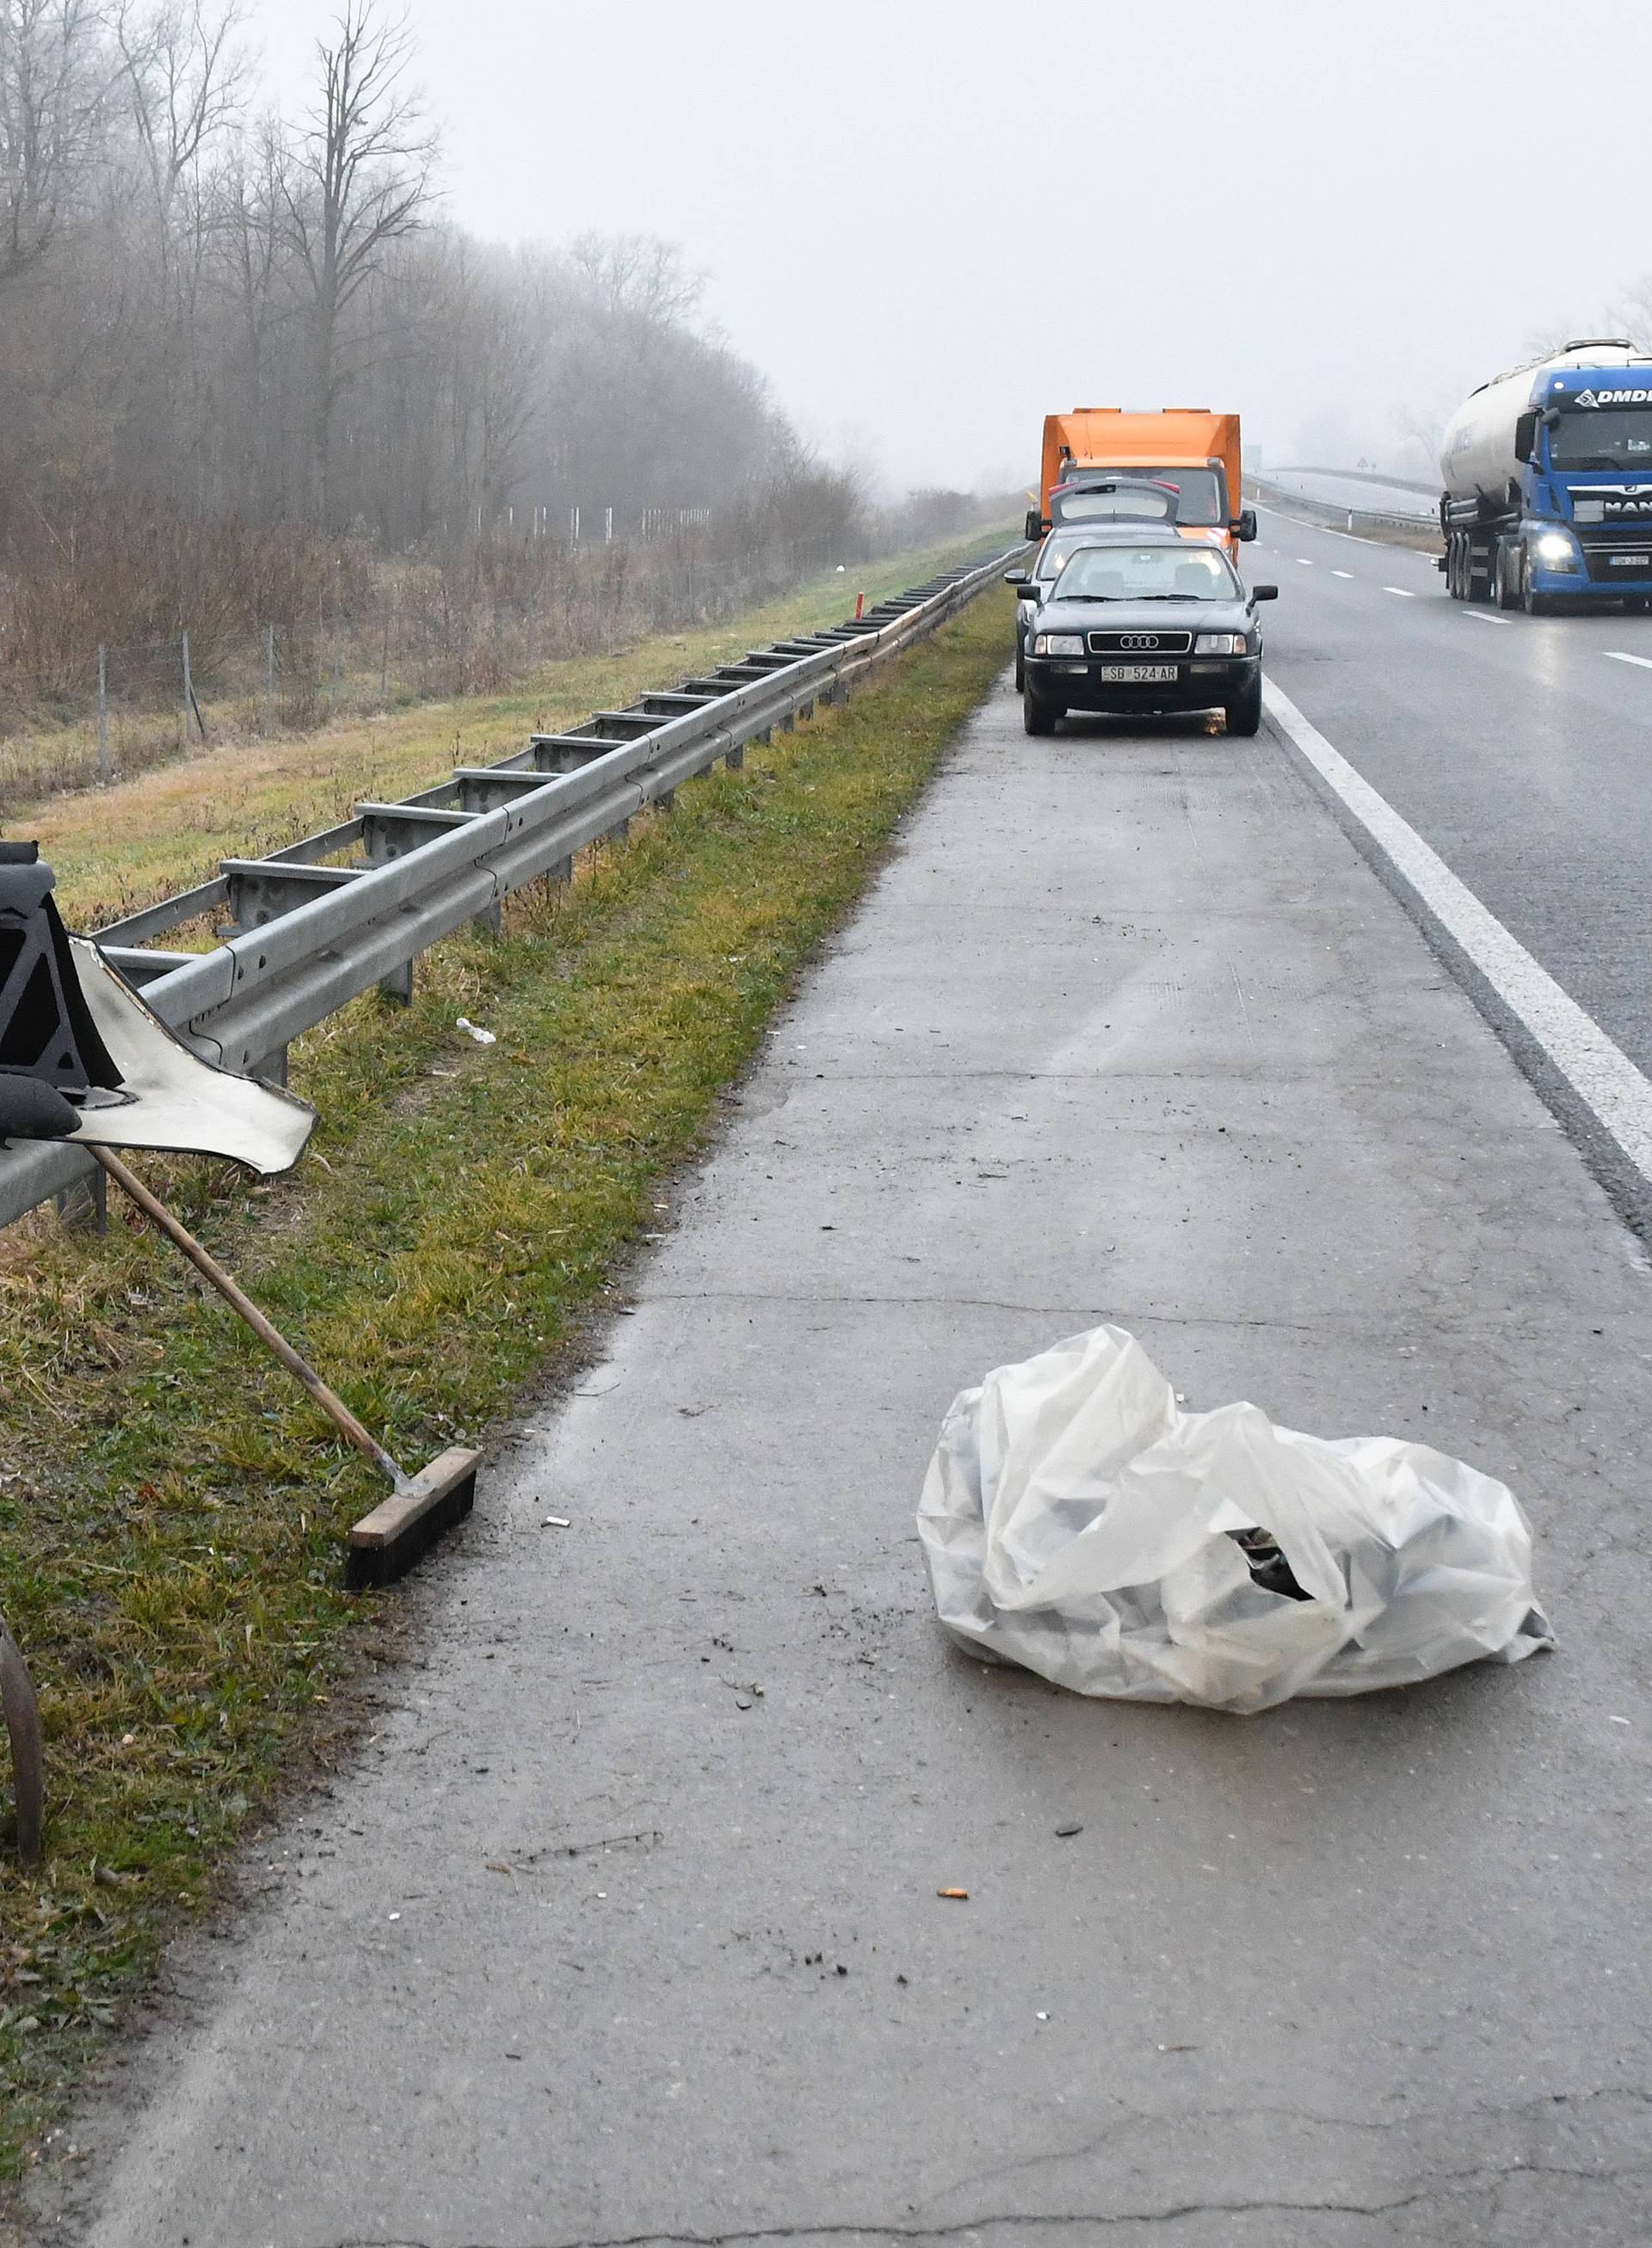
[{"left": 0, "top": 551, "right": 1018, "bottom": 1232}]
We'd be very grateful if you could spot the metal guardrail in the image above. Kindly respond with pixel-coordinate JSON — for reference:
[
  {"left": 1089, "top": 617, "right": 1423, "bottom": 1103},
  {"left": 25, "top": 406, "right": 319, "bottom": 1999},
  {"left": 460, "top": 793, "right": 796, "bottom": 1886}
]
[
  {"left": 1270, "top": 465, "right": 1438, "bottom": 501},
  {"left": 1, "top": 551, "right": 1018, "bottom": 1232},
  {"left": 1252, "top": 478, "right": 1437, "bottom": 541}
]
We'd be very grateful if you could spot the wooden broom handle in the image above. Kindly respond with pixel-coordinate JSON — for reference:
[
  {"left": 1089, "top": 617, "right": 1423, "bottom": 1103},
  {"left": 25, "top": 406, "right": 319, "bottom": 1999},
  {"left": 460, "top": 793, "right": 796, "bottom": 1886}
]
[{"left": 87, "top": 1146, "right": 405, "bottom": 1491}]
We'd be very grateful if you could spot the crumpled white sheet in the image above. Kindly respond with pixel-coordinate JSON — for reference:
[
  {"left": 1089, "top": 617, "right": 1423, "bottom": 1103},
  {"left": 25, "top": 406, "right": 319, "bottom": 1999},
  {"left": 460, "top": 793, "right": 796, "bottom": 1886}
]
[
  {"left": 917, "top": 1325, "right": 1553, "bottom": 1715},
  {"left": 65, "top": 939, "right": 315, "bottom": 1175}
]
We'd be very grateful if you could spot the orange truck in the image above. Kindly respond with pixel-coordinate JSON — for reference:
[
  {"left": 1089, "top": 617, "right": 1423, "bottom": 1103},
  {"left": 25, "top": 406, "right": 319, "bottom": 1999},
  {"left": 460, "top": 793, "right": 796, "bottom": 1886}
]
[{"left": 1027, "top": 409, "right": 1256, "bottom": 556}]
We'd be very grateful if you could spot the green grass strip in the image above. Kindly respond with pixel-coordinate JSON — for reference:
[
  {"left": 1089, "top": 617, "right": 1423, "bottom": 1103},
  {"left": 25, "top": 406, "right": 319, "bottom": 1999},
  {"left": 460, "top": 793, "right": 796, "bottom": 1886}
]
[{"left": 0, "top": 586, "right": 1012, "bottom": 2180}]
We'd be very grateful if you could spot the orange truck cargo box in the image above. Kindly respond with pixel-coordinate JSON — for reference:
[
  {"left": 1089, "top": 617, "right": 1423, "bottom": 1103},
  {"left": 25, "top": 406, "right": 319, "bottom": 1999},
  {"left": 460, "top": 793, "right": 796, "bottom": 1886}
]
[{"left": 1032, "top": 410, "right": 1251, "bottom": 554}]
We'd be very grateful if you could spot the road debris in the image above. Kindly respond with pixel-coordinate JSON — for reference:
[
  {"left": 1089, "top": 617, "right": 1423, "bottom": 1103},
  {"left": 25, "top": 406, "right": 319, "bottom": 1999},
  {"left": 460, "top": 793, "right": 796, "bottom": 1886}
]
[
  {"left": 937, "top": 1888, "right": 969, "bottom": 1900},
  {"left": 1054, "top": 1823, "right": 1083, "bottom": 1838},
  {"left": 919, "top": 1323, "right": 1554, "bottom": 1713},
  {"left": 456, "top": 1017, "right": 496, "bottom": 1044}
]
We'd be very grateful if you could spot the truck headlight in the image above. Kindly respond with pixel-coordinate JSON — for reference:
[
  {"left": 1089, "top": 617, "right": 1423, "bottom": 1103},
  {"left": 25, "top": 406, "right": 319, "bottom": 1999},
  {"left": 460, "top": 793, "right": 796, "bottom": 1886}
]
[
  {"left": 1533, "top": 532, "right": 1578, "bottom": 569},
  {"left": 1033, "top": 633, "right": 1084, "bottom": 656},
  {"left": 1193, "top": 632, "right": 1247, "bottom": 656}
]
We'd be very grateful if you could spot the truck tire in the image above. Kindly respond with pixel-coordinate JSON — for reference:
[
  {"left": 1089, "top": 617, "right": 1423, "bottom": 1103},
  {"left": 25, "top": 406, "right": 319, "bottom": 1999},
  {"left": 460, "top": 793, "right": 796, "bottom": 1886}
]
[
  {"left": 1447, "top": 533, "right": 1467, "bottom": 600},
  {"left": 1023, "top": 686, "right": 1057, "bottom": 736},
  {"left": 1520, "top": 551, "right": 1553, "bottom": 617},
  {"left": 1225, "top": 677, "right": 1263, "bottom": 736},
  {"left": 1494, "top": 543, "right": 1519, "bottom": 609}
]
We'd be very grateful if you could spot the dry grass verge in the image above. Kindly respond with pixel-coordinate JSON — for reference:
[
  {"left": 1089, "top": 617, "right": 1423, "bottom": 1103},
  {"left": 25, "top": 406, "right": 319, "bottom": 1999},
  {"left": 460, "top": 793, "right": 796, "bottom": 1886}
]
[{"left": 6, "top": 532, "right": 1008, "bottom": 930}]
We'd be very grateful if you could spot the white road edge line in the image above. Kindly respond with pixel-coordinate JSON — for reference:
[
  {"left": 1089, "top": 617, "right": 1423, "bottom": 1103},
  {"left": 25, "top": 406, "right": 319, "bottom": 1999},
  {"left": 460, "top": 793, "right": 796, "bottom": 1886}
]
[
  {"left": 1262, "top": 677, "right": 1652, "bottom": 1186},
  {"left": 1604, "top": 650, "right": 1652, "bottom": 670},
  {"left": 1383, "top": 586, "right": 1416, "bottom": 598}
]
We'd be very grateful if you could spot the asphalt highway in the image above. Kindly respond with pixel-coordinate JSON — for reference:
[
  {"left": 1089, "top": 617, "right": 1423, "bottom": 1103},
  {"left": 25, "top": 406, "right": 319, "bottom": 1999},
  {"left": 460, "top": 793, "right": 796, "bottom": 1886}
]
[
  {"left": 45, "top": 599, "right": 1652, "bottom": 2247},
  {"left": 1255, "top": 505, "right": 1652, "bottom": 1087}
]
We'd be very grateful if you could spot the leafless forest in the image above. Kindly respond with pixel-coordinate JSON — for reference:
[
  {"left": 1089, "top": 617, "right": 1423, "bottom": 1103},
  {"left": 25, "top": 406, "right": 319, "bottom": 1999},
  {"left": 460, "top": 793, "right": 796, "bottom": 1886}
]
[{"left": 0, "top": 0, "right": 993, "bottom": 783}]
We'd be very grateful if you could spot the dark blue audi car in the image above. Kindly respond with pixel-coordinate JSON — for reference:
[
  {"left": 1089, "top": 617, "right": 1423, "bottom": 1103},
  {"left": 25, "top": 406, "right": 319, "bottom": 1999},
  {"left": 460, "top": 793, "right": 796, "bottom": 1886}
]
[{"left": 1020, "top": 527, "right": 1277, "bottom": 737}]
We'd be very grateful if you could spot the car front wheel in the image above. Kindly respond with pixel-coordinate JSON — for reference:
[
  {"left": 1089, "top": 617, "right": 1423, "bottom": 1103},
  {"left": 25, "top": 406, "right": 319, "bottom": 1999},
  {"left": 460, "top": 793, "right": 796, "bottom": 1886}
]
[
  {"left": 1023, "top": 686, "right": 1057, "bottom": 736},
  {"left": 1225, "top": 676, "right": 1263, "bottom": 736}
]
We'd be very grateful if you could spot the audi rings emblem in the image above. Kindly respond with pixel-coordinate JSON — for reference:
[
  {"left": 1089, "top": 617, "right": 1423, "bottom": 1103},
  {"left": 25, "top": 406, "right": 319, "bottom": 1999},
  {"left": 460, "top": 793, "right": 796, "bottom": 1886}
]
[{"left": 1119, "top": 633, "right": 1161, "bottom": 650}]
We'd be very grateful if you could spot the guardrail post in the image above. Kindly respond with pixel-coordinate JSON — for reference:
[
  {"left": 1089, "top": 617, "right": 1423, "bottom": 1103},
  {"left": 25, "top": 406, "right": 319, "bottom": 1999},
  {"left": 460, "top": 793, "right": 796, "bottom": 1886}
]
[
  {"left": 251, "top": 1046, "right": 288, "bottom": 1088},
  {"left": 54, "top": 1168, "right": 107, "bottom": 1235},
  {"left": 379, "top": 958, "right": 415, "bottom": 1007},
  {"left": 725, "top": 742, "right": 744, "bottom": 771}
]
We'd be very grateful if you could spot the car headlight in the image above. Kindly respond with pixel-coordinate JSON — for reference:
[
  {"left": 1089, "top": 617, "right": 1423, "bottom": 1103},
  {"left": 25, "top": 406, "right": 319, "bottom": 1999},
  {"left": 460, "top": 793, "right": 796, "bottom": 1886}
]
[
  {"left": 1032, "top": 633, "right": 1085, "bottom": 656},
  {"left": 1193, "top": 632, "right": 1248, "bottom": 656},
  {"left": 1533, "top": 532, "right": 1578, "bottom": 568}
]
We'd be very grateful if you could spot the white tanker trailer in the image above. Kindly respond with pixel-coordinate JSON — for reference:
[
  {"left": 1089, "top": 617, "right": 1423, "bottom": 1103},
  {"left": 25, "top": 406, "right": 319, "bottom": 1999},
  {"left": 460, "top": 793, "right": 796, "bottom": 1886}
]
[{"left": 1439, "top": 339, "right": 1652, "bottom": 613}]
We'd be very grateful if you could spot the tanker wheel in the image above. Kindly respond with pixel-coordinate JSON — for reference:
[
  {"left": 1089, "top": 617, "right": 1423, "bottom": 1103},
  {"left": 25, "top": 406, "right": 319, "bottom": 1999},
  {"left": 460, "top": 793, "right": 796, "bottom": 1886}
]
[{"left": 1448, "top": 534, "right": 1466, "bottom": 600}]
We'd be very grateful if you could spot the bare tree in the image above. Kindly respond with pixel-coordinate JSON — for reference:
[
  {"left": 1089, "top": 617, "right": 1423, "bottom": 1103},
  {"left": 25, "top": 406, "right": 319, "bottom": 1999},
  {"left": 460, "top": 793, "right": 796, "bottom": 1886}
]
[
  {"left": 116, "top": 0, "right": 244, "bottom": 241},
  {"left": 567, "top": 230, "right": 703, "bottom": 327},
  {"left": 0, "top": 0, "right": 114, "bottom": 283},
  {"left": 280, "top": 0, "right": 435, "bottom": 524}
]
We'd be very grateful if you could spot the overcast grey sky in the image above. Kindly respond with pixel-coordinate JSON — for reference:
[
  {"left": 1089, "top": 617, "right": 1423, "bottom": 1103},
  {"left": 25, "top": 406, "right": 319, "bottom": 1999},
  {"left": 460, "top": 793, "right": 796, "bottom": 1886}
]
[{"left": 241, "top": 0, "right": 1652, "bottom": 493}]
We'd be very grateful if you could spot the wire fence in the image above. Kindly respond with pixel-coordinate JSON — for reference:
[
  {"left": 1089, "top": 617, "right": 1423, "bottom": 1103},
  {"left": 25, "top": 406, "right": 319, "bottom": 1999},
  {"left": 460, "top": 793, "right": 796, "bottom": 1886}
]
[{"left": 0, "top": 517, "right": 857, "bottom": 814}]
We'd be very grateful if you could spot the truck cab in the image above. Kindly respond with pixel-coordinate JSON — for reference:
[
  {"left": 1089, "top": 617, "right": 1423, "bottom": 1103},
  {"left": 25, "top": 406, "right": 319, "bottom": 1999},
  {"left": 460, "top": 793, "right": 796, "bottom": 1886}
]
[
  {"left": 1026, "top": 410, "right": 1258, "bottom": 557},
  {"left": 1439, "top": 342, "right": 1652, "bottom": 612},
  {"left": 1513, "top": 370, "right": 1652, "bottom": 606}
]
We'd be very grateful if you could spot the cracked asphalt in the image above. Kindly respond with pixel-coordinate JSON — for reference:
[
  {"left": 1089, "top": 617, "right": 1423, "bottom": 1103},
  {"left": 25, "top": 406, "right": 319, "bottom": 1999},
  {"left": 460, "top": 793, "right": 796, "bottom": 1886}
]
[{"left": 37, "top": 648, "right": 1652, "bottom": 2245}]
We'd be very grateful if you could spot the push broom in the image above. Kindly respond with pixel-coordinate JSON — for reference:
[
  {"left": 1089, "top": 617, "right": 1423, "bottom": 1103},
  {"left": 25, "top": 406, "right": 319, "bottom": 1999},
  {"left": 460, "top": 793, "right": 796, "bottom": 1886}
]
[{"left": 86, "top": 1146, "right": 480, "bottom": 1591}]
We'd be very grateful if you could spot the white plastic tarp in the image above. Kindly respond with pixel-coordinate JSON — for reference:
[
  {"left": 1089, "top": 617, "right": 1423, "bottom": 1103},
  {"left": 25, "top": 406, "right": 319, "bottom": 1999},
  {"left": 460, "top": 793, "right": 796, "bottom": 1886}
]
[{"left": 918, "top": 1325, "right": 1553, "bottom": 1715}]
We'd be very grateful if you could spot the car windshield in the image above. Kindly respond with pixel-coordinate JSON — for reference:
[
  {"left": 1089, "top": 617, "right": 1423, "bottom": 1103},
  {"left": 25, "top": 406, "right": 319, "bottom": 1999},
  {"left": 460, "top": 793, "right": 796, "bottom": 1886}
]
[
  {"left": 1051, "top": 484, "right": 1177, "bottom": 527},
  {"left": 1050, "top": 545, "right": 1241, "bottom": 603},
  {"left": 1053, "top": 465, "right": 1226, "bottom": 527},
  {"left": 1034, "top": 535, "right": 1107, "bottom": 581},
  {"left": 1550, "top": 408, "right": 1652, "bottom": 471}
]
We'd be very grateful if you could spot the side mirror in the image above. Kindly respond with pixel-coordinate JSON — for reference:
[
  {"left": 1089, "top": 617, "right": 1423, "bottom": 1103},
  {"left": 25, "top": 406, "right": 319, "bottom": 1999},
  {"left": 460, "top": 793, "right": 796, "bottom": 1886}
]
[
  {"left": 1513, "top": 410, "right": 1538, "bottom": 464},
  {"left": 1248, "top": 584, "right": 1279, "bottom": 602},
  {"left": 1024, "top": 508, "right": 1045, "bottom": 541},
  {"left": 1235, "top": 508, "right": 1259, "bottom": 542},
  {"left": 1003, "top": 569, "right": 1029, "bottom": 587}
]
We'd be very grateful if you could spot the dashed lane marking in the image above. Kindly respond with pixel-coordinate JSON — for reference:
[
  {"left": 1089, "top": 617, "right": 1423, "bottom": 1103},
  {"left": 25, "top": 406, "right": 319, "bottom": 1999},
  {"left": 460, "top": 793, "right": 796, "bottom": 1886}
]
[
  {"left": 1297, "top": 557, "right": 1315, "bottom": 566},
  {"left": 1464, "top": 612, "right": 1511, "bottom": 625},
  {"left": 1383, "top": 586, "right": 1416, "bottom": 598},
  {"left": 1604, "top": 650, "right": 1652, "bottom": 670},
  {"left": 1331, "top": 570, "right": 1354, "bottom": 580},
  {"left": 1263, "top": 678, "right": 1652, "bottom": 1189}
]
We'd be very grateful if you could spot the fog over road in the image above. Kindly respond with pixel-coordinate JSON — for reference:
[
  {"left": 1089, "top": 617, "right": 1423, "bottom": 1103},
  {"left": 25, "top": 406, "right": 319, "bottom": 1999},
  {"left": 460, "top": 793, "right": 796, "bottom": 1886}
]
[{"left": 44, "top": 561, "right": 1652, "bottom": 2245}]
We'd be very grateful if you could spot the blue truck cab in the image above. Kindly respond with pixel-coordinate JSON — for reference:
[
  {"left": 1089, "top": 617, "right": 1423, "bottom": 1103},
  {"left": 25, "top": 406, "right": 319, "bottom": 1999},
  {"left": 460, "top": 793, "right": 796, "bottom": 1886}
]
[{"left": 1440, "top": 345, "right": 1652, "bottom": 613}]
